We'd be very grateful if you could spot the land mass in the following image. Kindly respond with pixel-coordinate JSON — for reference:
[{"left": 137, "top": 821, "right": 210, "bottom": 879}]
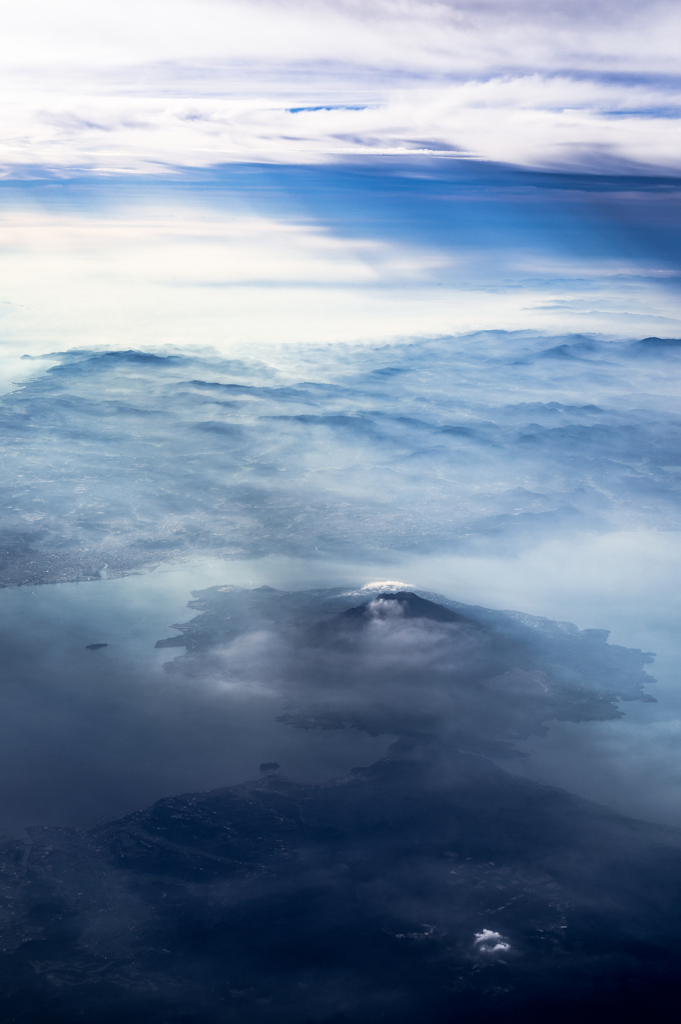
[{"left": 2, "top": 750, "right": 680, "bottom": 1023}]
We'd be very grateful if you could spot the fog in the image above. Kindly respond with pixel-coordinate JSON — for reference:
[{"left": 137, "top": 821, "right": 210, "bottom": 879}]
[{"left": 4, "top": 333, "right": 681, "bottom": 586}]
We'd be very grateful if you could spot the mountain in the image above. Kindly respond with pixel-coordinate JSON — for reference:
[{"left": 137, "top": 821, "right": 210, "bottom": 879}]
[{"left": 340, "top": 591, "right": 470, "bottom": 623}]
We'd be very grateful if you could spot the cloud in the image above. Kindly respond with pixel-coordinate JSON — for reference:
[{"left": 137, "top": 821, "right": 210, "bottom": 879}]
[
  {"left": 474, "top": 929, "right": 511, "bottom": 953},
  {"left": 1, "top": 75, "right": 681, "bottom": 174},
  {"left": 3, "top": 1, "right": 680, "bottom": 74},
  {"left": 1, "top": 2, "right": 681, "bottom": 173},
  {"left": 1, "top": 189, "right": 680, "bottom": 352},
  {"left": 0, "top": 207, "right": 443, "bottom": 285}
]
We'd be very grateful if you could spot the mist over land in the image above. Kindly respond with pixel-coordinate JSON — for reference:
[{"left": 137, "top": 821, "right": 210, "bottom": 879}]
[{"left": 4, "top": 332, "right": 681, "bottom": 587}]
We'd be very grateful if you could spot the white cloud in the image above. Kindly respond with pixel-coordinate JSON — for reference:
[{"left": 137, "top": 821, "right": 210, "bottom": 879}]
[
  {"left": 0, "top": 202, "right": 678, "bottom": 353},
  {"left": 0, "top": 207, "right": 447, "bottom": 285},
  {"left": 474, "top": 929, "right": 511, "bottom": 953},
  {"left": 2, "top": 1, "right": 680, "bottom": 75},
  {"left": 359, "top": 581, "right": 412, "bottom": 590},
  {"left": 2, "top": 76, "right": 681, "bottom": 173},
  {"left": 0, "top": 1, "right": 680, "bottom": 173}
]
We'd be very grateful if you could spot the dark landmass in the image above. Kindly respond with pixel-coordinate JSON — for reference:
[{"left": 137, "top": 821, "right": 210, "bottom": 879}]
[
  {"left": 2, "top": 749, "right": 680, "bottom": 1023},
  {"left": 341, "top": 591, "right": 469, "bottom": 624},
  {"left": 85, "top": 643, "right": 108, "bottom": 650},
  {"left": 0, "top": 587, "right": 671, "bottom": 1022},
  {"left": 155, "top": 635, "right": 189, "bottom": 649}
]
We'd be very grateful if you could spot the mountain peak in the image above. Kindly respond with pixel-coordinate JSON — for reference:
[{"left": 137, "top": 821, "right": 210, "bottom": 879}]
[{"left": 342, "top": 591, "right": 468, "bottom": 624}]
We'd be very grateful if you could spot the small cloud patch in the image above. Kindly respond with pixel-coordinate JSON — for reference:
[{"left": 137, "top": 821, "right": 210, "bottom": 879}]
[{"left": 474, "top": 929, "right": 511, "bottom": 954}]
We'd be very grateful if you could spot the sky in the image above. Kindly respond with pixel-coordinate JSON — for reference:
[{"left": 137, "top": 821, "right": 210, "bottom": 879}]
[
  {"left": 1, "top": 0, "right": 680, "bottom": 371},
  {"left": 2, "top": 1, "right": 681, "bottom": 172}
]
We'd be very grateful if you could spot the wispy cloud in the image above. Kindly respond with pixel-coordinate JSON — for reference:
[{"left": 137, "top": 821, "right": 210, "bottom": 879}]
[{"left": 1, "top": 170, "right": 680, "bottom": 353}]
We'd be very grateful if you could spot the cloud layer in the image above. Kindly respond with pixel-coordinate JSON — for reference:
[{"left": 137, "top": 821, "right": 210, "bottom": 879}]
[{"left": 2, "top": 1, "right": 681, "bottom": 173}]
